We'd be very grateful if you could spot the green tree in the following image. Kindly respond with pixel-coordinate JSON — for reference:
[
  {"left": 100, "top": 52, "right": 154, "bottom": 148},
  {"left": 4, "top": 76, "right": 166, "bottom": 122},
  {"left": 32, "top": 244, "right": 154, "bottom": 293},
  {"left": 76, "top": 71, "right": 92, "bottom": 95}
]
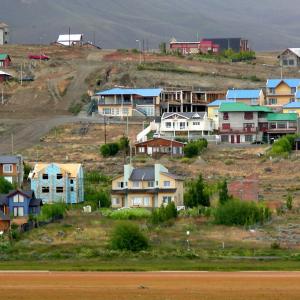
[
  {"left": 119, "top": 136, "right": 130, "bottom": 151},
  {"left": 184, "top": 175, "right": 210, "bottom": 208},
  {"left": 219, "top": 179, "right": 230, "bottom": 205},
  {"left": 159, "top": 42, "right": 167, "bottom": 54},
  {"left": 110, "top": 222, "right": 148, "bottom": 252},
  {"left": 0, "top": 177, "right": 13, "bottom": 194},
  {"left": 286, "top": 193, "right": 293, "bottom": 210}
]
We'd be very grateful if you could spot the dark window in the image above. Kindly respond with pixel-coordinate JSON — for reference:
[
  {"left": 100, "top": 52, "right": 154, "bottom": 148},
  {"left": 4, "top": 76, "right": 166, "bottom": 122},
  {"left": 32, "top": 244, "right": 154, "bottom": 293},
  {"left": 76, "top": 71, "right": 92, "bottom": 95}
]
[
  {"left": 70, "top": 179, "right": 74, "bottom": 184},
  {"left": 244, "top": 112, "right": 253, "bottom": 120},
  {"left": 221, "top": 135, "right": 229, "bottom": 142},
  {"left": 56, "top": 187, "right": 64, "bottom": 193},
  {"left": 222, "top": 123, "right": 231, "bottom": 130},
  {"left": 70, "top": 187, "right": 74, "bottom": 192},
  {"left": 57, "top": 174, "right": 63, "bottom": 180},
  {"left": 223, "top": 112, "right": 229, "bottom": 120},
  {"left": 42, "top": 174, "right": 48, "bottom": 180},
  {"left": 42, "top": 187, "right": 49, "bottom": 193}
]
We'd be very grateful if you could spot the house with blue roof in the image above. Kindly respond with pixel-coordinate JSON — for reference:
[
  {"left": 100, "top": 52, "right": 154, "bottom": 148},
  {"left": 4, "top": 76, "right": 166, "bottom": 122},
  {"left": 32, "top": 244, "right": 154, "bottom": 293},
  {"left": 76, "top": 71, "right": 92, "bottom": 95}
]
[
  {"left": 95, "top": 88, "right": 162, "bottom": 117},
  {"left": 283, "top": 101, "right": 300, "bottom": 116},
  {"left": 226, "top": 89, "right": 264, "bottom": 106},
  {"left": 266, "top": 78, "right": 300, "bottom": 107}
]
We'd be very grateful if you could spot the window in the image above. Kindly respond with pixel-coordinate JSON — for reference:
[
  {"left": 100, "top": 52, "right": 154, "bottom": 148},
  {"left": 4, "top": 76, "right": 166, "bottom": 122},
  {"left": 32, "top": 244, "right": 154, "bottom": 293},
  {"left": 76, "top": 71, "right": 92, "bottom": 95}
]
[
  {"left": 166, "top": 122, "right": 172, "bottom": 128},
  {"left": 117, "top": 182, "right": 124, "bottom": 188},
  {"left": 290, "top": 98, "right": 295, "bottom": 103},
  {"left": 70, "top": 187, "right": 74, "bottom": 192},
  {"left": 244, "top": 112, "right": 253, "bottom": 120},
  {"left": 283, "top": 60, "right": 288, "bottom": 66},
  {"left": 57, "top": 174, "right": 63, "bottom": 180},
  {"left": 103, "top": 108, "right": 111, "bottom": 115},
  {"left": 13, "top": 194, "right": 24, "bottom": 203},
  {"left": 163, "top": 181, "right": 171, "bottom": 187},
  {"left": 250, "top": 99, "right": 258, "bottom": 105},
  {"left": 291, "top": 88, "right": 296, "bottom": 94},
  {"left": 277, "top": 122, "right": 287, "bottom": 129},
  {"left": 221, "top": 135, "right": 229, "bottom": 142},
  {"left": 269, "top": 122, "right": 277, "bottom": 129},
  {"left": 268, "top": 98, "right": 277, "bottom": 105},
  {"left": 193, "top": 122, "right": 200, "bottom": 126},
  {"left": 122, "top": 108, "right": 129, "bottom": 115},
  {"left": 132, "top": 181, "right": 140, "bottom": 188},
  {"left": 112, "top": 198, "right": 120, "bottom": 205},
  {"left": 138, "top": 147, "right": 145, "bottom": 153},
  {"left": 243, "top": 123, "right": 254, "bottom": 132},
  {"left": 289, "top": 60, "right": 295, "bottom": 66},
  {"left": 42, "top": 187, "right": 49, "bottom": 193},
  {"left": 70, "top": 179, "right": 74, "bottom": 184},
  {"left": 56, "top": 187, "right": 64, "bottom": 193},
  {"left": 42, "top": 174, "right": 48, "bottom": 180},
  {"left": 222, "top": 123, "right": 231, "bottom": 130},
  {"left": 179, "top": 122, "right": 186, "bottom": 129},
  {"left": 148, "top": 181, "right": 154, "bottom": 188},
  {"left": 245, "top": 135, "right": 253, "bottom": 142},
  {"left": 133, "top": 197, "right": 142, "bottom": 206},
  {"left": 223, "top": 112, "right": 229, "bottom": 120},
  {"left": 162, "top": 196, "right": 172, "bottom": 204},
  {"left": 269, "top": 88, "right": 275, "bottom": 94},
  {"left": 3, "top": 164, "right": 13, "bottom": 173},
  {"left": 143, "top": 197, "right": 150, "bottom": 206},
  {"left": 13, "top": 207, "right": 24, "bottom": 217}
]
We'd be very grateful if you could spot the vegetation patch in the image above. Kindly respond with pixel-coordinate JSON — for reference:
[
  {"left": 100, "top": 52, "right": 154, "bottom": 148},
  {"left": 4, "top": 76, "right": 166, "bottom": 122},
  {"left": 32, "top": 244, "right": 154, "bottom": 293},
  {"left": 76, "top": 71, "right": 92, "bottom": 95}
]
[{"left": 137, "top": 62, "right": 195, "bottom": 74}]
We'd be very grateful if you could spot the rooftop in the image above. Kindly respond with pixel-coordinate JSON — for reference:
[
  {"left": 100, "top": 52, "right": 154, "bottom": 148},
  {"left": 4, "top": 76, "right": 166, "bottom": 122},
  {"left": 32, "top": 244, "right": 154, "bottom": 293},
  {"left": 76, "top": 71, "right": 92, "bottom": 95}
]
[
  {"left": 219, "top": 102, "right": 272, "bottom": 113},
  {"left": 0, "top": 155, "right": 21, "bottom": 164},
  {"left": 162, "top": 112, "right": 206, "bottom": 119},
  {"left": 227, "top": 89, "right": 262, "bottom": 99},
  {"left": 283, "top": 102, "right": 300, "bottom": 109},
  {"left": 96, "top": 88, "right": 162, "bottom": 97},
  {"left": 267, "top": 113, "right": 298, "bottom": 122},
  {"left": 207, "top": 99, "right": 235, "bottom": 107},
  {"left": 129, "top": 167, "right": 155, "bottom": 181},
  {"left": 267, "top": 79, "right": 300, "bottom": 88},
  {"left": 0, "top": 54, "right": 10, "bottom": 60}
]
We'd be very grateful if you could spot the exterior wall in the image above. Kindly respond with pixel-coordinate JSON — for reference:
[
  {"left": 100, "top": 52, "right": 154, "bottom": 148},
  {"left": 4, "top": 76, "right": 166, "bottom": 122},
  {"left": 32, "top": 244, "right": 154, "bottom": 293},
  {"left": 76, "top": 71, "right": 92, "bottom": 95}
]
[
  {"left": 98, "top": 105, "right": 133, "bottom": 117},
  {"left": 266, "top": 82, "right": 295, "bottom": 107},
  {"left": 31, "top": 164, "right": 83, "bottom": 204},
  {"left": 0, "top": 160, "right": 23, "bottom": 187},
  {"left": 0, "top": 58, "right": 11, "bottom": 68},
  {"left": 280, "top": 51, "right": 300, "bottom": 67},
  {"left": 283, "top": 108, "right": 300, "bottom": 116}
]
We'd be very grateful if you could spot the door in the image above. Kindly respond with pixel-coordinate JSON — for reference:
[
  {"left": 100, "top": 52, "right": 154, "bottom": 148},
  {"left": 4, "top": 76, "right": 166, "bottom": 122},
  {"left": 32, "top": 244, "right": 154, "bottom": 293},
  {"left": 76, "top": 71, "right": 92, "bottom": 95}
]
[
  {"left": 230, "top": 135, "right": 235, "bottom": 144},
  {"left": 148, "top": 147, "right": 153, "bottom": 156},
  {"left": 236, "top": 135, "right": 240, "bottom": 144}
]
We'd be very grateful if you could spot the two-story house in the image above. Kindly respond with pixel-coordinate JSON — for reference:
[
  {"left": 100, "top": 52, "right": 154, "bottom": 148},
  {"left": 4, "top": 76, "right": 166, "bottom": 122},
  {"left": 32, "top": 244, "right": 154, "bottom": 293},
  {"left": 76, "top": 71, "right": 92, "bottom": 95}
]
[
  {"left": 218, "top": 102, "right": 273, "bottom": 144},
  {"left": 29, "top": 163, "right": 84, "bottom": 204},
  {"left": 266, "top": 113, "right": 298, "bottom": 143},
  {"left": 226, "top": 89, "right": 265, "bottom": 106},
  {"left": 0, "top": 189, "right": 42, "bottom": 230},
  {"left": 0, "top": 155, "right": 24, "bottom": 187},
  {"left": 160, "top": 112, "right": 214, "bottom": 139},
  {"left": 265, "top": 79, "right": 300, "bottom": 107},
  {"left": 111, "top": 164, "right": 184, "bottom": 209},
  {"left": 95, "top": 88, "right": 162, "bottom": 117}
]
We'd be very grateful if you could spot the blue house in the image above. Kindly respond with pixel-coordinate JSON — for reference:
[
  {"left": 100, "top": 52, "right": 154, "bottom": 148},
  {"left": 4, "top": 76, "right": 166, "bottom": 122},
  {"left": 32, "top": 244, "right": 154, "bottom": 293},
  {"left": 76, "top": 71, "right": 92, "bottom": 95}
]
[
  {"left": 29, "top": 163, "right": 84, "bottom": 204},
  {"left": 226, "top": 89, "right": 264, "bottom": 106},
  {"left": 0, "top": 189, "right": 43, "bottom": 229}
]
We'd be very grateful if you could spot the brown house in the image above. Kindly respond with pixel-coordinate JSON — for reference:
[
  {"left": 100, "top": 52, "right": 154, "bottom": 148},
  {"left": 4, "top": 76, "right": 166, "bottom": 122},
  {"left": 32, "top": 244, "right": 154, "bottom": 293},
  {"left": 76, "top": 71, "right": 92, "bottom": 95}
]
[
  {"left": 135, "top": 138, "right": 186, "bottom": 157},
  {"left": 228, "top": 175, "right": 259, "bottom": 202},
  {"left": 0, "top": 155, "right": 24, "bottom": 187}
]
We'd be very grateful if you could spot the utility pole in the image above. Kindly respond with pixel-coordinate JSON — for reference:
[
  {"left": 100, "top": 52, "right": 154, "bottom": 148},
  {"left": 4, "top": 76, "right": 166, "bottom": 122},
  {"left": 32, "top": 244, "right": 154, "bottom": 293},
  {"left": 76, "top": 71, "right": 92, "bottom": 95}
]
[
  {"left": 104, "top": 116, "right": 107, "bottom": 144},
  {"left": 93, "top": 31, "right": 96, "bottom": 45},
  {"left": 11, "top": 133, "right": 14, "bottom": 155},
  {"left": 69, "top": 27, "right": 71, "bottom": 47},
  {"left": 20, "top": 62, "right": 23, "bottom": 86},
  {"left": 1, "top": 86, "right": 4, "bottom": 105},
  {"left": 126, "top": 112, "right": 129, "bottom": 136}
]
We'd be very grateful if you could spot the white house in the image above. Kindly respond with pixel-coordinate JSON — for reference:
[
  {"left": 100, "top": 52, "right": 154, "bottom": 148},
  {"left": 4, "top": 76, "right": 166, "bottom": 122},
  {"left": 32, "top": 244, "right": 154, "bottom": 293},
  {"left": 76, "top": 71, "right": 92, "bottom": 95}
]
[
  {"left": 159, "top": 112, "right": 214, "bottom": 139},
  {"left": 0, "top": 22, "right": 9, "bottom": 45},
  {"left": 57, "top": 34, "right": 83, "bottom": 46}
]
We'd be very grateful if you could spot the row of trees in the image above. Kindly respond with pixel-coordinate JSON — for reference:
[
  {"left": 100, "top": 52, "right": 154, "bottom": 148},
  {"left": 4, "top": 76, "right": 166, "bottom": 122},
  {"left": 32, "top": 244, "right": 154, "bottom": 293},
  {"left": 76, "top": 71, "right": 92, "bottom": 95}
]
[{"left": 100, "top": 136, "right": 129, "bottom": 157}]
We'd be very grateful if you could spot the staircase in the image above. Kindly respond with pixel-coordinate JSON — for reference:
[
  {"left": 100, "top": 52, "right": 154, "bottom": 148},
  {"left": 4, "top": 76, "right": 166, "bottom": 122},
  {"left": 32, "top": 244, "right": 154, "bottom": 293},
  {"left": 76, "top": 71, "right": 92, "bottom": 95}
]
[{"left": 136, "top": 121, "right": 158, "bottom": 142}]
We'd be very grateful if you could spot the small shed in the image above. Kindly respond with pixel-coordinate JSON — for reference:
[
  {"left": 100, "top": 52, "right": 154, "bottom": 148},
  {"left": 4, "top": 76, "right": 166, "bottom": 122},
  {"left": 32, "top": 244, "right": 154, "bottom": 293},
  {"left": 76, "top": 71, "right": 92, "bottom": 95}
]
[
  {"left": 135, "top": 137, "right": 186, "bottom": 157},
  {"left": 57, "top": 34, "right": 83, "bottom": 46},
  {"left": 0, "top": 54, "right": 11, "bottom": 68}
]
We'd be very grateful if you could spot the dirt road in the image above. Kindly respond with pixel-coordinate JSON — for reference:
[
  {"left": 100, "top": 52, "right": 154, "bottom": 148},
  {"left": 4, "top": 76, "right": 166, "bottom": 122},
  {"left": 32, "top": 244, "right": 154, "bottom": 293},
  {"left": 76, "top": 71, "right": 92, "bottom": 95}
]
[{"left": 1, "top": 271, "right": 300, "bottom": 300}]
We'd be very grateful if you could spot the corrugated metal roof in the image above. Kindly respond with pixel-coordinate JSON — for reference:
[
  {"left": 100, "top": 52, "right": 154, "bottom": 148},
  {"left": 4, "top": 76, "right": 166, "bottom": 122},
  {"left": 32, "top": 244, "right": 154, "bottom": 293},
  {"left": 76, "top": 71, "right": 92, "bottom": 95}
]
[
  {"left": 0, "top": 155, "right": 21, "bottom": 164},
  {"left": 283, "top": 102, "right": 300, "bottom": 108},
  {"left": 0, "top": 70, "right": 12, "bottom": 76},
  {"left": 57, "top": 34, "right": 83, "bottom": 42},
  {"left": 0, "top": 54, "right": 9, "bottom": 60},
  {"left": 219, "top": 102, "right": 272, "bottom": 112},
  {"left": 129, "top": 167, "right": 155, "bottom": 181},
  {"left": 267, "top": 79, "right": 300, "bottom": 88},
  {"left": 286, "top": 48, "right": 300, "bottom": 57},
  {"left": 227, "top": 89, "right": 262, "bottom": 99},
  {"left": 207, "top": 99, "right": 235, "bottom": 107},
  {"left": 162, "top": 112, "right": 205, "bottom": 119},
  {"left": 96, "top": 88, "right": 162, "bottom": 97},
  {"left": 267, "top": 113, "right": 298, "bottom": 121}
]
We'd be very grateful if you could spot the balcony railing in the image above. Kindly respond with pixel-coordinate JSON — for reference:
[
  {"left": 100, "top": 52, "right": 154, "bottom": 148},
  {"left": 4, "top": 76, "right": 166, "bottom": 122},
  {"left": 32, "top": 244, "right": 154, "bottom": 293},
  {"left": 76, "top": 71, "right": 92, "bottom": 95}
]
[{"left": 219, "top": 127, "right": 257, "bottom": 134}]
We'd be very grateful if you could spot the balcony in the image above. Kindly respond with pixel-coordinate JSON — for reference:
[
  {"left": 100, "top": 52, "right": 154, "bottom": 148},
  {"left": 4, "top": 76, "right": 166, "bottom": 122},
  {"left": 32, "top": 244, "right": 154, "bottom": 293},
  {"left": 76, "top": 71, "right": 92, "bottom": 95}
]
[{"left": 219, "top": 127, "right": 258, "bottom": 134}]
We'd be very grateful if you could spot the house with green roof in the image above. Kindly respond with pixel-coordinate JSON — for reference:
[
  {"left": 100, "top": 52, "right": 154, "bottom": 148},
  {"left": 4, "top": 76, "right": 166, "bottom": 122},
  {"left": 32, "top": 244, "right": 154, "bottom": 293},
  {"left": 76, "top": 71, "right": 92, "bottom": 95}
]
[
  {"left": 0, "top": 53, "right": 11, "bottom": 68},
  {"left": 218, "top": 102, "right": 273, "bottom": 144},
  {"left": 218, "top": 102, "right": 298, "bottom": 143}
]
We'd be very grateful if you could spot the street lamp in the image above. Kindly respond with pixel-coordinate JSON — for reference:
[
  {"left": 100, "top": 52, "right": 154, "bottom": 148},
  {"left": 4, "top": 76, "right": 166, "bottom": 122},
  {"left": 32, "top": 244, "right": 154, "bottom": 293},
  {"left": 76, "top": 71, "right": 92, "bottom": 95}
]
[{"left": 136, "top": 39, "right": 142, "bottom": 64}]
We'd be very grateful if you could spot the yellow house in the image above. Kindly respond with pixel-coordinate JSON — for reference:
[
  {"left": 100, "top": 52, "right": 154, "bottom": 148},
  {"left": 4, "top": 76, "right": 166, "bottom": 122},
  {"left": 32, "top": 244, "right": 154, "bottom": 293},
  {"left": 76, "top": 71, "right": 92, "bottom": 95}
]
[
  {"left": 283, "top": 102, "right": 300, "bottom": 116},
  {"left": 265, "top": 79, "right": 300, "bottom": 107},
  {"left": 111, "top": 164, "right": 184, "bottom": 208}
]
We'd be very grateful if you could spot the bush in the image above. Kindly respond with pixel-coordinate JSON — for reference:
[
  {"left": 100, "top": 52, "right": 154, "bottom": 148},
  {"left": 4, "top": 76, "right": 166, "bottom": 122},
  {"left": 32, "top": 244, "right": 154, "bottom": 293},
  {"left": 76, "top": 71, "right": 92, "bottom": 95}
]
[
  {"left": 151, "top": 202, "right": 178, "bottom": 224},
  {"left": 268, "top": 134, "right": 300, "bottom": 157},
  {"left": 110, "top": 222, "right": 149, "bottom": 251},
  {"left": 109, "top": 208, "right": 151, "bottom": 220},
  {"left": 286, "top": 193, "right": 293, "bottom": 210},
  {"left": 184, "top": 139, "right": 208, "bottom": 158},
  {"left": 100, "top": 143, "right": 120, "bottom": 157},
  {"left": 84, "top": 188, "right": 111, "bottom": 208},
  {"left": 38, "top": 203, "right": 68, "bottom": 222},
  {"left": 85, "top": 171, "right": 110, "bottom": 184},
  {"left": 68, "top": 102, "right": 83, "bottom": 115},
  {"left": 219, "top": 179, "right": 230, "bottom": 205},
  {"left": 0, "top": 176, "right": 14, "bottom": 193},
  {"left": 214, "top": 199, "right": 271, "bottom": 226},
  {"left": 119, "top": 136, "right": 129, "bottom": 151}
]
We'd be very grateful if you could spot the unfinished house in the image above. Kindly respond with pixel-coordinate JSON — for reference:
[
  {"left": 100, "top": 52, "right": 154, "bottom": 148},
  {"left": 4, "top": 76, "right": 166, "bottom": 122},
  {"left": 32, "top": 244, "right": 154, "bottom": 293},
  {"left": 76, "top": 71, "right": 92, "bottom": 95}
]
[{"left": 29, "top": 163, "right": 84, "bottom": 204}]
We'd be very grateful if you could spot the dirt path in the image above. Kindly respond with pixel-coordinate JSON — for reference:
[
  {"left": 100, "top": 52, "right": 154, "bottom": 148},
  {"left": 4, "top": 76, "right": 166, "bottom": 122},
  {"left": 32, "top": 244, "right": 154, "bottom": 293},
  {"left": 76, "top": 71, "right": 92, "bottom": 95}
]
[{"left": 0, "top": 271, "right": 300, "bottom": 300}]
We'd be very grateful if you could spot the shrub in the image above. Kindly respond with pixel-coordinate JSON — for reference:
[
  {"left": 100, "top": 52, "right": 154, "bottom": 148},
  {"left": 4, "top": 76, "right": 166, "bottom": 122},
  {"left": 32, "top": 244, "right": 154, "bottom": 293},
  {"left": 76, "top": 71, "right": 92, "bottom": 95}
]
[
  {"left": 109, "top": 208, "right": 151, "bottom": 220},
  {"left": 110, "top": 222, "right": 149, "bottom": 251},
  {"left": 84, "top": 188, "right": 111, "bottom": 208},
  {"left": 119, "top": 136, "right": 129, "bottom": 151},
  {"left": 68, "top": 102, "right": 83, "bottom": 115},
  {"left": 214, "top": 199, "right": 271, "bottom": 226},
  {"left": 38, "top": 203, "right": 68, "bottom": 222},
  {"left": 100, "top": 143, "right": 120, "bottom": 157},
  {"left": 219, "top": 179, "right": 230, "bottom": 205},
  {"left": 184, "top": 139, "right": 208, "bottom": 158},
  {"left": 85, "top": 171, "right": 109, "bottom": 184},
  {"left": 286, "top": 193, "right": 293, "bottom": 210},
  {"left": 268, "top": 134, "right": 300, "bottom": 157},
  {"left": 151, "top": 202, "right": 178, "bottom": 224},
  {"left": 184, "top": 175, "right": 210, "bottom": 208}
]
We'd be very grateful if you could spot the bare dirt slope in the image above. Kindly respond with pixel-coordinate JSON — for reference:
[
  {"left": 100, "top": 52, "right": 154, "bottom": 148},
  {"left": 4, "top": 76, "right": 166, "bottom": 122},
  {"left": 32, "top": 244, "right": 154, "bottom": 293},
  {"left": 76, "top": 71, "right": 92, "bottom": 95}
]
[{"left": 1, "top": 272, "right": 300, "bottom": 300}]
